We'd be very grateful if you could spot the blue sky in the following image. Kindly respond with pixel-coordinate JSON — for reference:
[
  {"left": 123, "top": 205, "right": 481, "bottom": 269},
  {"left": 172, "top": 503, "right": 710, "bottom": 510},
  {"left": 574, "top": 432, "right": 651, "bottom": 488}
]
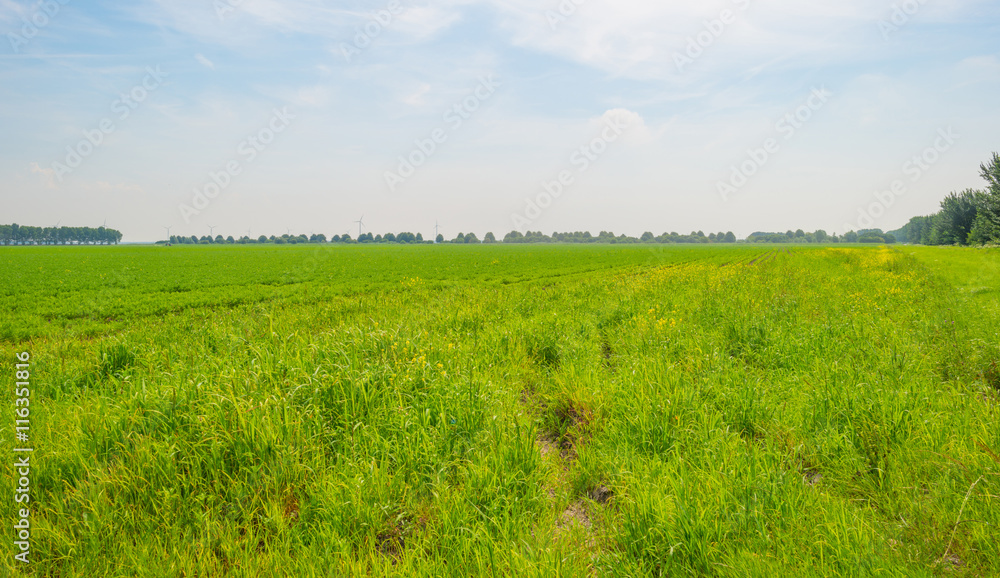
[{"left": 1, "top": 0, "right": 998, "bottom": 241}]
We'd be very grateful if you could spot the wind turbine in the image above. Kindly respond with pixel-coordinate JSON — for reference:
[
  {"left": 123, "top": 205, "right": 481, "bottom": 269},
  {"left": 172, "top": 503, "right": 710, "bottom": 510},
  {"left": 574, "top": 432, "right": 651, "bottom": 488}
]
[
  {"left": 435, "top": 221, "right": 441, "bottom": 239},
  {"left": 208, "top": 225, "right": 216, "bottom": 237},
  {"left": 164, "top": 226, "right": 172, "bottom": 239},
  {"left": 355, "top": 215, "right": 366, "bottom": 238}
]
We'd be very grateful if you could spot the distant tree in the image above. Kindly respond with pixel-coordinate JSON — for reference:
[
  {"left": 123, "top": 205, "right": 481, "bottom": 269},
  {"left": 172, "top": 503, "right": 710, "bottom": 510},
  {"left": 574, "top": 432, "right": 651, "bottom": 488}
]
[
  {"left": 465, "top": 232, "right": 480, "bottom": 243},
  {"left": 435, "top": 234, "right": 444, "bottom": 243},
  {"left": 978, "top": 153, "right": 1000, "bottom": 242},
  {"left": 384, "top": 233, "right": 396, "bottom": 243},
  {"left": 483, "top": 232, "right": 497, "bottom": 243},
  {"left": 257, "top": 235, "right": 268, "bottom": 243},
  {"left": 641, "top": 231, "right": 655, "bottom": 242},
  {"left": 724, "top": 231, "right": 737, "bottom": 243},
  {"left": 934, "top": 189, "right": 984, "bottom": 245},
  {"left": 226, "top": 235, "right": 236, "bottom": 244},
  {"left": 814, "top": 230, "right": 828, "bottom": 243},
  {"left": 0, "top": 224, "right": 115, "bottom": 245},
  {"left": 416, "top": 232, "right": 424, "bottom": 242},
  {"left": 969, "top": 213, "right": 998, "bottom": 245},
  {"left": 856, "top": 230, "right": 895, "bottom": 244},
  {"left": 454, "top": 232, "right": 466, "bottom": 243},
  {"left": 899, "top": 215, "right": 934, "bottom": 245},
  {"left": 843, "top": 231, "right": 859, "bottom": 243}
]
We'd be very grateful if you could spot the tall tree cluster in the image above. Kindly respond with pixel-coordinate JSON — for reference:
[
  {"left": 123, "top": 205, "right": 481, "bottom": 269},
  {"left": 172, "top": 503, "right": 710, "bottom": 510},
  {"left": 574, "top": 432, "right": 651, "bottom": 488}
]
[
  {"left": 891, "top": 153, "right": 1000, "bottom": 245},
  {"left": 0, "top": 224, "right": 122, "bottom": 245}
]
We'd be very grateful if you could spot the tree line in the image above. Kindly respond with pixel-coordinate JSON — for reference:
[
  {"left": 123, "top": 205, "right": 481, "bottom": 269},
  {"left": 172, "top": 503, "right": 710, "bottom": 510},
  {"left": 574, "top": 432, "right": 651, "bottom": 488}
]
[
  {"left": 160, "top": 228, "right": 902, "bottom": 246},
  {"left": 162, "top": 230, "right": 747, "bottom": 245},
  {"left": 165, "top": 232, "right": 430, "bottom": 245},
  {"left": 502, "top": 230, "right": 740, "bottom": 244},
  {"left": 890, "top": 153, "right": 1000, "bottom": 245},
  {"left": 0, "top": 224, "right": 123, "bottom": 245},
  {"left": 747, "top": 229, "right": 896, "bottom": 244}
]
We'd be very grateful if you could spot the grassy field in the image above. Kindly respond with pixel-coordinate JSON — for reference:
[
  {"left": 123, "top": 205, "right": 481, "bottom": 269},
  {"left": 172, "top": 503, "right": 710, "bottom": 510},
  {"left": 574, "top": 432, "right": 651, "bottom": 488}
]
[{"left": 1, "top": 244, "right": 998, "bottom": 576}]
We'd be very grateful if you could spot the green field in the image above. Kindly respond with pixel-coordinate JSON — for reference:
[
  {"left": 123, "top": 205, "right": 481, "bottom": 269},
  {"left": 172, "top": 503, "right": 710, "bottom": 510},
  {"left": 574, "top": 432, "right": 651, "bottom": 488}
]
[{"left": 2, "top": 244, "right": 998, "bottom": 576}]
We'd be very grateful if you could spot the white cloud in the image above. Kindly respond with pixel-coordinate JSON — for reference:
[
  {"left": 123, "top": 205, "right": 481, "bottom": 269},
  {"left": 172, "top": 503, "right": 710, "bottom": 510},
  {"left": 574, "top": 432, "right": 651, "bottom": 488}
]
[
  {"left": 0, "top": 0, "right": 28, "bottom": 24},
  {"left": 392, "top": 5, "right": 463, "bottom": 40},
  {"left": 135, "top": 0, "right": 466, "bottom": 49},
  {"left": 593, "top": 108, "right": 656, "bottom": 145},
  {"left": 402, "top": 83, "right": 431, "bottom": 106},
  {"left": 956, "top": 55, "right": 1000, "bottom": 77},
  {"left": 29, "top": 162, "right": 56, "bottom": 188},
  {"left": 195, "top": 53, "right": 215, "bottom": 70},
  {"left": 483, "top": 0, "right": 986, "bottom": 80},
  {"left": 288, "top": 85, "right": 332, "bottom": 107}
]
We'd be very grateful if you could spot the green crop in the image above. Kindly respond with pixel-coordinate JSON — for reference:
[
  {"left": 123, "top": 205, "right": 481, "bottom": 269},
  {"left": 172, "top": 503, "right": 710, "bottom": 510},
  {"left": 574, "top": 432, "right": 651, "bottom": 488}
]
[{"left": 1, "top": 244, "right": 997, "bottom": 576}]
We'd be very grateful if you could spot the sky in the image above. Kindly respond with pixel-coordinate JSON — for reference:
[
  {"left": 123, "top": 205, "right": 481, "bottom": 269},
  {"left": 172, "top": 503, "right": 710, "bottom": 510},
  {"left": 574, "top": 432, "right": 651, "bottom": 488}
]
[{"left": 1, "top": 0, "right": 998, "bottom": 242}]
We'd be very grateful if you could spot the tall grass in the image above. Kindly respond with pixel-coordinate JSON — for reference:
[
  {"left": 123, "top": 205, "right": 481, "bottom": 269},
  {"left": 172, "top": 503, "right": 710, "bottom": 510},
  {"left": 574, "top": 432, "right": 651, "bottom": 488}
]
[{"left": 0, "top": 244, "right": 997, "bottom": 576}]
